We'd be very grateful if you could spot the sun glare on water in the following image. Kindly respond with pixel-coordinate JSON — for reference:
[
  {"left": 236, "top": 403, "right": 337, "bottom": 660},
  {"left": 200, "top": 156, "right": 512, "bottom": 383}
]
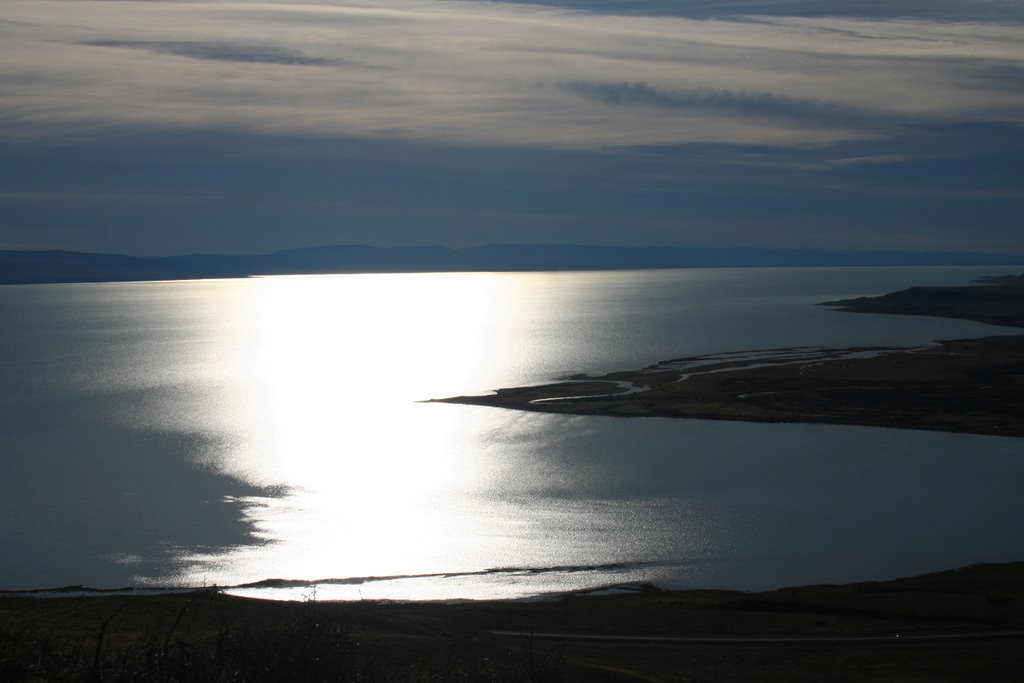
[{"left": 160, "top": 273, "right": 544, "bottom": 595}]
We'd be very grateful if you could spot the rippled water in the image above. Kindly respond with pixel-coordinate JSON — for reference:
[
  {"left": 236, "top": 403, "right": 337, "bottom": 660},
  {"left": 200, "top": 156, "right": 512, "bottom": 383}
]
[{"left": 1, "top": 266, "right": 1022, "bottom": 599}]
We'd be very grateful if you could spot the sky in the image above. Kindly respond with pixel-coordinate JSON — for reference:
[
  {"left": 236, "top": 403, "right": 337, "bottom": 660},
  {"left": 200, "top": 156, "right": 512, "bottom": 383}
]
[{"left": 1, "top": 0, "right": 1022, "bottom": 256}]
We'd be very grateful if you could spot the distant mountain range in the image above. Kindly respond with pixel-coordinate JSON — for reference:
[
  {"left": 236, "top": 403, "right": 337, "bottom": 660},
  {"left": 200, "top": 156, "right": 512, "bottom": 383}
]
[{"left": 2, "top": 244, "right": 1023, "bottom": 285}]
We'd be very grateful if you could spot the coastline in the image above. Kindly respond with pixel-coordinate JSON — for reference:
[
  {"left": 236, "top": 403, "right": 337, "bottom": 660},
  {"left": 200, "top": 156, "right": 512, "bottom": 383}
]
[
  {"left": 434, "top": 336, "right": 1024, "bottom": 437},
  {"left": 434, "top": 278, "right": 1024, "bottom": 438}
]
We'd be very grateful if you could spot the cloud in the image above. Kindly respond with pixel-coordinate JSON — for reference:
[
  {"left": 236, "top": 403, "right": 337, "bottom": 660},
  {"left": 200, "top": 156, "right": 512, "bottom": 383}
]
[
  {"left": 826, "top": 154, "right": 913, "bottom": 166},
  {"left": 562, "top": 81, "right": 876, "bottom": 125},
  {"left": 480, "top": 0, "right": 1024, "bottom": 21},
  {"left": 0, "top": 1, "right": 1021, "bottom": 149},
  {"left": 80, "top": 41, "right": 338, "bottom": 66}
]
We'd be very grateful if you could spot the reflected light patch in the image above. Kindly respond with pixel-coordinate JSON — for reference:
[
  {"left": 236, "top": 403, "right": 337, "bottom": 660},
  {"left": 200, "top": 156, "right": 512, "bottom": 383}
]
[
  {"left": 173, "top": 273, "right": 524, "bottom": 585},
  {"left": 240, "top": 273, "right": 502, "bottom": 489}
]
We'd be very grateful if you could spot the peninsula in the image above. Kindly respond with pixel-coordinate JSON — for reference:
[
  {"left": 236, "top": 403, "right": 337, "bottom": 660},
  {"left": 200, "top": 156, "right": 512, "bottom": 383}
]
[{"left": 434, "top": 277, "right": 1024, "bottom": 437}]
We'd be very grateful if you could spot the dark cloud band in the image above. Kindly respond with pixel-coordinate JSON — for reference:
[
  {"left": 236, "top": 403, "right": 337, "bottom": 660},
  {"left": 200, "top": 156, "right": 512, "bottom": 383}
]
[
  {"left": 562, "top": 81, "right": 877, "bottom": 126},
  {"left": 81, "top": 40, "right": 333, "bottom": 66}
]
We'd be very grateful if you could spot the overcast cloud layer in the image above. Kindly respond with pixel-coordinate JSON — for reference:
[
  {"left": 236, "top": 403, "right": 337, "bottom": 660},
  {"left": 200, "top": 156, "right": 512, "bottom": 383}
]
[
  {"left": 3, "top": 0, "right": 1023, "bottom": 147},
  {"left": 1, "top": 0, "right": 1022, "bottom": 254}
]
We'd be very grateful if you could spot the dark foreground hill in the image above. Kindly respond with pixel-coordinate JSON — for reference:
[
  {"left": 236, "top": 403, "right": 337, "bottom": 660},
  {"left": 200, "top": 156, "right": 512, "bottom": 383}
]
[
  {"left": 0, "top": 250, "right": 202, "bottom": 285},
  {"left": 3, "top": 562, "right": 1023, "bottom": 681}
]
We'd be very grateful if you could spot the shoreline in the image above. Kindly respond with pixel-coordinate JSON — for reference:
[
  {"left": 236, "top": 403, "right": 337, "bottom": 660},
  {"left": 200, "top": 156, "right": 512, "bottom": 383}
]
[
  {"left": 3, "top": 561, "right": 1023, "bottom": 604},
  {"left": 434, "top": 335, "right": 1024, "bottom": 437},
  {"left": 434, "top": 276, "right": 1024, "bottom": 438}
]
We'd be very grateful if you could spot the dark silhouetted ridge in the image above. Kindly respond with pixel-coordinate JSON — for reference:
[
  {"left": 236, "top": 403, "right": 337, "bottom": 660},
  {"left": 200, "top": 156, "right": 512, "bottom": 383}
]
[
  {"left": 0, "top": 250, "right": 201, "bottom": 284},
  {"left": 2, "top": 244, "right": 1022, "bottom": 285}
]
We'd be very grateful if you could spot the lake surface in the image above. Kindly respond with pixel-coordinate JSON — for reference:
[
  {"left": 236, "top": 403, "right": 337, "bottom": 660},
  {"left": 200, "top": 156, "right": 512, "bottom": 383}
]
[{"left": 1, "top": 266, "right": 1022, "bottom": 600}]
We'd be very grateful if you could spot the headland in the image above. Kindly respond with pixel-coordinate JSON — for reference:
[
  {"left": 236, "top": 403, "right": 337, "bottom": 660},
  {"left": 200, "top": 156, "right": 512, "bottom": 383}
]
[{"left": 434, "top": 276, "right": 1024, "bottom": 437}]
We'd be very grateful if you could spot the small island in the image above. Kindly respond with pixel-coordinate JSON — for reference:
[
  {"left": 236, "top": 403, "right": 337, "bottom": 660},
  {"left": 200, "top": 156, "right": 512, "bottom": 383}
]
[{"left": 434, "top": 277, "right": 1024, "bottom": 438}]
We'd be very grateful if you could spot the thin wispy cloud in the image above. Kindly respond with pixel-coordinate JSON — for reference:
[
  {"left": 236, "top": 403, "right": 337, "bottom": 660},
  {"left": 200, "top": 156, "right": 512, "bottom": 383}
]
[{"left": 826, "top": 154, "right": 913, "bottom": 166}]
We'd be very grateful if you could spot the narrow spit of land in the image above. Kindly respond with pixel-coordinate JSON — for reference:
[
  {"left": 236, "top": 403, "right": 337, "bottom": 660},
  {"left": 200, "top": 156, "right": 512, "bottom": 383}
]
[
  {"left": 3, "top": 562, "right": 1024, "bottom": 681},
  {"left": 433, "top": 276, "right": 1024, "bottom": 438}
]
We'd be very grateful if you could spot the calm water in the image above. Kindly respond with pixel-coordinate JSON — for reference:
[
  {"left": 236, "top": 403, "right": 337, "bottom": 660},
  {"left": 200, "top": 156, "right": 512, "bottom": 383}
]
[{"left": 1, "top": 266, "right": 1022, "bottom": 600}]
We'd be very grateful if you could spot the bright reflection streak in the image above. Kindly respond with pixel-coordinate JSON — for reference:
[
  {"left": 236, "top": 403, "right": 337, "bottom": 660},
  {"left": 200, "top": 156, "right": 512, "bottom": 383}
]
[
  {"left": 241, "top": 273, "right": 500, "bottom": 490},
  {"left": 166, "top": 273, "right": 539, "bottom": 589}
]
